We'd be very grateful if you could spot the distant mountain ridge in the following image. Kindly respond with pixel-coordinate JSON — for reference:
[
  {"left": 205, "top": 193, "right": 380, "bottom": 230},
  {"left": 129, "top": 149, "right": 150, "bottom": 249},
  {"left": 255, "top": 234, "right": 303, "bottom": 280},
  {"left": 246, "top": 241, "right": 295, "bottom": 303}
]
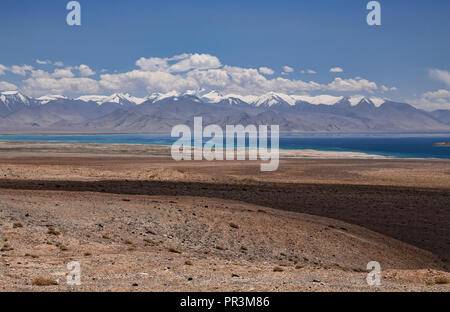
[{"left": 1, "top": 90, "right": 450, "bottom": 133}]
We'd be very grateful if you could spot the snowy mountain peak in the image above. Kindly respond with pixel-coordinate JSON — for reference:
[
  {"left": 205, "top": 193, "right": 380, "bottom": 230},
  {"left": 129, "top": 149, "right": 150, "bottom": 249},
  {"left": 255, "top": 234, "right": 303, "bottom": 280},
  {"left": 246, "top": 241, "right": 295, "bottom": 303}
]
[
  {"left": 102, "top": 93, "right": 145, "bottom": 105},
  {"left": 36, "top": 95, "right": 68, "bottom": 104},
  {"left": 199, "top": 90, "right": 225, "bottom": 103},
  {"left": 292, "top": 95, "right": 344, "bottom": 106},
  {"left": 0, "top": 90, "right": 33, "bottom": 108},
  {"left": 76, "top": 93, "right": 145, "bottom": 105},
  {"left": 1, "top": 91, "right": 20, "bottom": 96},
  {"left": 148, "top": 91, "right": 180, "bottom": 102},
  {"left": 253, "top": 92, "right": 296, "bottom": 107},
  {"left": 359, "top": 97, "right": 373, "bottom": 105}
]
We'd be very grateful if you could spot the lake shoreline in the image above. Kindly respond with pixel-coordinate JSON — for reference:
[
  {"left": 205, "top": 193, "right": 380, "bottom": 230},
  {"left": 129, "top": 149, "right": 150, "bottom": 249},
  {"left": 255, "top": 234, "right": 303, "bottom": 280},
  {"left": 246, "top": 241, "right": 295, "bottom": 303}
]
[{"left": 0, "top": 140, "right": 402, "bottom": 160}]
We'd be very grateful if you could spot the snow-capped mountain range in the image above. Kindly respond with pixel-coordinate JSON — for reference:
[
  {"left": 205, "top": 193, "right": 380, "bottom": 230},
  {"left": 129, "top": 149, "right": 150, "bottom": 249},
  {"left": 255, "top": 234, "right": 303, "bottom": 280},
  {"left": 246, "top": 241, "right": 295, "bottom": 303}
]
[
  {"left": 1, "top": 89, "right": 389, "bottom": 109},
  {"left": 0, "top": 90, "right": 450, "bottom": 133},
  {"left": 76, "top": 93, "right": 147, "bottom": 106}
]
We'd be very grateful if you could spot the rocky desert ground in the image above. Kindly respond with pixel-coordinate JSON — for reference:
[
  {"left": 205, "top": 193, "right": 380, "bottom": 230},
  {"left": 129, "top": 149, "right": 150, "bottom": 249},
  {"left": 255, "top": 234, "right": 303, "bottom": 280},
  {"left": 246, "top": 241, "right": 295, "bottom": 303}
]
[{"left": 0, "top": 141, "right": 449, "bottom": 292}]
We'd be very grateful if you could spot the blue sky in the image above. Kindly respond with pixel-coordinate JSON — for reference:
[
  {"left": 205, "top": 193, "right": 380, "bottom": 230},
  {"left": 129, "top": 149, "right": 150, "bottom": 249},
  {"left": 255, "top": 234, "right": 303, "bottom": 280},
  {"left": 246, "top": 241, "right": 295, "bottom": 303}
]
[{"left": 0, "top": 0, "right": 449, "bottom": 110}]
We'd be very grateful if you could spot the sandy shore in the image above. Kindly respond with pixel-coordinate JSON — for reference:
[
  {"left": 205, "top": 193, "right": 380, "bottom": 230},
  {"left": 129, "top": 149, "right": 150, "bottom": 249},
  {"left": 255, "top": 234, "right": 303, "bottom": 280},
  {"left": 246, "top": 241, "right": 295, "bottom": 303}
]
[
  {"left": 0, "top": 140, "right": 391, "bottom": 159},
  {"left": 0, "top": 142, "right": 449, "bottom": 292}
]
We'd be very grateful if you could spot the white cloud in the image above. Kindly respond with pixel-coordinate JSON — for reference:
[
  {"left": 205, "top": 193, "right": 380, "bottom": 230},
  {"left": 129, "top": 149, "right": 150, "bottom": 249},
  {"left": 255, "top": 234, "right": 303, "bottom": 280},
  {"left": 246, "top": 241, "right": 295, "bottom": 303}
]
[
  {"left": 170, "top": 53, "right": 221, "bottom": 72},
  {"left": 282, "top": 66, "right": 294, "bottom": 74},
  {"left": 22, "top": 77, "right": 100, "bottom": 96},
  {"left": 99, "top": 70, "right": 198, "bottom": 94},
  {"left": 0, "top": 64, "right": 7, "bottom": 75},
  {"left": 429, "top": 69, "right": 450, "bottom": 87},
  {"left": 381, "top": 85, "right": 397, "bottom": 92},
  {"left": 2, "top": 53, "right": 384, "bottom": 97},
  {"left": 330, "top": 67, "right": 344, "bottom": 73},
  {"left": 78, "top": 64, "right": 96, "bottom": 77},
  {"left": 0, "top": 81, "right": 18, "bottom": 91},
  {"left": 186, "top": 68, "right": 230, "bottom": 90},
  {"left": 30, "top": 69, "right": 52, "bottom": 79},
  {"left": 424, "top": 89, "right": 450, "bottom": 99},
  {"left": 410, "top": 89, "right": 450, "bottom": 111},
  {"left": 136, "top": 57, "right": 170, "bottom": 72},
  {"left": 52, "top": 68, "right": 75, "bottom": 78},
  {"left": 300, "top": 69, "right": 317, "bottom": 74},
  {"left": 136, "top": 53, "right": 221, "bottom": 73},
  {"left": 10, "top": 65, "right": 33, "bottom": 76},
  {"left": 54, "top": 61, "right": 64, "bottom": 67},
  {"left": 259, "top": 67, "right": 274, "bottom": 75},
  {"left": 36, "top": 59, "right": 52, "bottom": 65},
  {"left": 327, "top": 77, "right": 377, "bottom": 92}
]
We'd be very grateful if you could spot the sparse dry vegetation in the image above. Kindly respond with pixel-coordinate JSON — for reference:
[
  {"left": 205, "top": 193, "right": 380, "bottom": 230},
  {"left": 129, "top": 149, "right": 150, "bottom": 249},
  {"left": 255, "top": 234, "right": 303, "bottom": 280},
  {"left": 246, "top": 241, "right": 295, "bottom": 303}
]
[
  {"left": 273, "top": 267, "right": 284, "bottom": 272},
  {"left": 168, "top": 247, "right": 181, "bottom": 254},
  {"left": 13, "top": 222, "right": 23, "bottom": 228},
  {"left": 435, "top": 277, "right": 449, "bottom": 285},
  {"left": 31, "top": 277, "right": 58, "bottom": 286},
  {"left": 47, "top": 227, "right": 60, "bottom": 236},
  {"left": 144, "top": 238, "right": 159, "bottom": 246}
]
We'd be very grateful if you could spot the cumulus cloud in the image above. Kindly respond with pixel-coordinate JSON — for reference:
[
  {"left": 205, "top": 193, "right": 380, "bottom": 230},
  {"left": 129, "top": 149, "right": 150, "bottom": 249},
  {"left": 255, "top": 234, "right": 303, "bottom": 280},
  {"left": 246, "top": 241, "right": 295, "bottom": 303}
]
[
  {"left": 2, "top": 53, "right": 385, "bottom": 97},
  {"left": 381, "top": 85, "right": 397, "bottom": 92},
  {"left": 0, "top": 81, "right": 18, "bottom": 91},
  {"left": 424, "top": 89, "right": 450, "bottom": 99},
  {"left": 327, "top": 77, "right": 377, "bottom": 92},
  {"left": 10, "top": 65, "right": 33, "bottom": 76},
  {"left": 429, "top": 69, "right": 450, "bottom": 87},
  {"left": 259, "top": 67, "right": 275, "bottom": 75},
  {"left": 282, "top": 66, "right": 294, "bottom": 74},
  {"left": 170, "top": 54, "right": 221, "bottom": 72},
  {"left": 330, "top": 67, "right": 344, "bottom": 73},
  {"left": 0, "top": 64, "right": 7, "bottom": 75},
  {"left": 78, "top": 64, "right": 96, "bottom": 77},
  {"left": 30, "top": 69, "right": 52, "bottom": 79},
  {"left": 136, "top": 57, "right": 170, "bottom": 72},
  {"left": 22, "top": 77, "right": 100, "bottom": 96},
  {"left": 136, "top": 53, "right": 221, "bottom": 73},
  {"left": 99, "top": 70, "right": 198, "bottom": 94},
  {"left": 52, "top": 68, "right": 75, "bottom": 78},
  {"left": 54, "top": 61, "right": 64, "bottom": 67},
  {"left": 409, "top": 89, "right": 450, "bottom": 111}
]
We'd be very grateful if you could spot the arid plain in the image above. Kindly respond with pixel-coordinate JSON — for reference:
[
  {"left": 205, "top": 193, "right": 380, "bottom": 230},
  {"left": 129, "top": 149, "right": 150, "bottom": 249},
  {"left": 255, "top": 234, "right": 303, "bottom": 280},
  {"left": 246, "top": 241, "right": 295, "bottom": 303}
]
[{"left": 0, "top": 141, "right": 449, "bottom": 291}]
